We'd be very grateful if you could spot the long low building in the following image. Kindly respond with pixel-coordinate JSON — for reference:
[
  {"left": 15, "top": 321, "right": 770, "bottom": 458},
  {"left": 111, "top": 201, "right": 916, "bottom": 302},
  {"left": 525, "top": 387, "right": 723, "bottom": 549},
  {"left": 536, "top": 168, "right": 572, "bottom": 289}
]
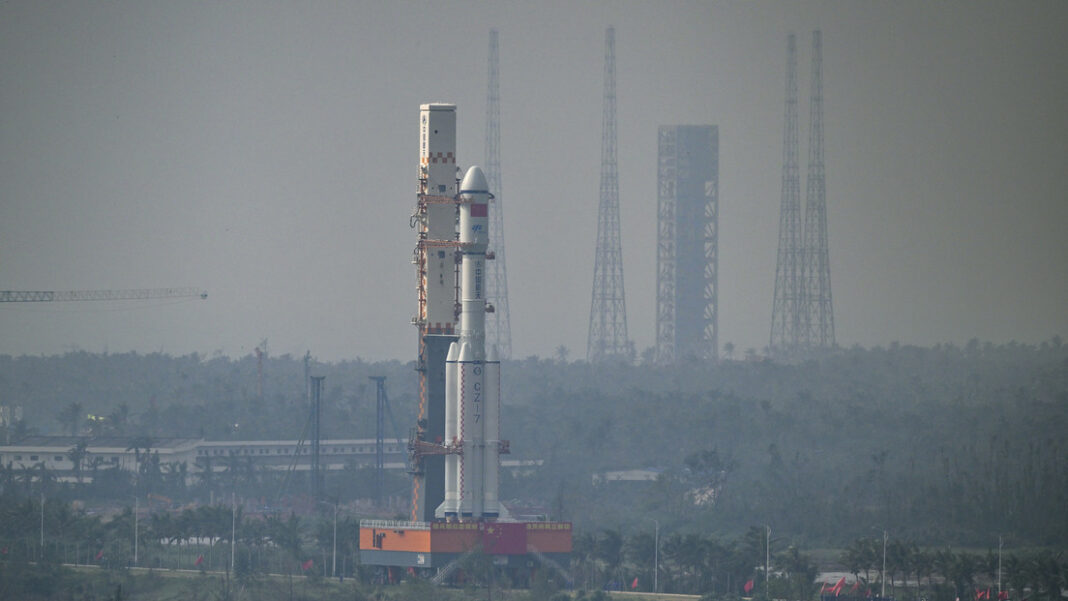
[
  {"left": 0, "top": 436, "right": 537, "bottom": 481},
  {"left": 0, "top": 435, "right": 407, "bottom": 480}
]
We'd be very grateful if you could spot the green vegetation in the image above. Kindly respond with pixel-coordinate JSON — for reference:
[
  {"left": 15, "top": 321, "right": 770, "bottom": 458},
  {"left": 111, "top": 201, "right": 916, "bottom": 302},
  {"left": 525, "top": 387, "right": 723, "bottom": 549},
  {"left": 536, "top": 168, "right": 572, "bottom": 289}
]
[{"left": 0, "top": 339, "right": 1065, "bottom": 598}]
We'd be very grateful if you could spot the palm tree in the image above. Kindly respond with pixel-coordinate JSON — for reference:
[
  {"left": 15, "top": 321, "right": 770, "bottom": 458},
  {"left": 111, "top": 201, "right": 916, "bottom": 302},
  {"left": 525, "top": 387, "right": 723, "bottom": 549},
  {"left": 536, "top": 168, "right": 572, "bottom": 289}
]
[
  {"left": 776, "top": 545, "right": 818, "bottom": 601},
  {"left": 162, "top": 462, "right": 188, "bottom": 497},
  {"left": 624, "top": 531, "right": 656, "bottom": 592},
  {"left": 1026, "top": 550, "right": 1065, "bottom": 601},
  {"left": 596, "top": 529, "right": 625, "bottom": 590},
  {"left": 841, "top": 538, "right": 878, "bottom": 586},
  {"left": 911, "top": 546, "right": 933, "bottom": 599},
  {"left": 126, "top": 436, "right": 155, "bottom": 468},
  {"left": 571, "top": 531, "right": 598, "bottom": 591},
  {"left": 56, "top": 402, "right": 83, "bottom": 437},
  {"left": 267, "top": 513, "right": 303, "bottom": 599},
  {"left": 67, "top": 439, "right": 89, "bottom": 484},
  {"left": 1003, "top": 554, "right": 1027, "bottom": 601},
  {"left": 107, "top": 403, "right": 130, "bottom": 436},
  {"left": 886, "top": 538, "right": 912, "bottom": 594}
]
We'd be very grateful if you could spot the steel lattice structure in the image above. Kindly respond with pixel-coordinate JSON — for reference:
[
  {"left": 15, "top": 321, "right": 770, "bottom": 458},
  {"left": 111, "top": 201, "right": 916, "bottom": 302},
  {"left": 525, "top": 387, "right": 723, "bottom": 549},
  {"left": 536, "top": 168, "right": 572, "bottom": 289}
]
[
  {"left": 801, "top": 30, "right": 835, "bottom": 349},
  {"left": 587, "top": 26, "right": 630, "bottom": 362},
  {"left": 656, "top": 126, "right": 719, "bottom": 363},
  {"left": 484, "top": 29, "right": 513, "bottom": 360},
  {"left": 769, "top": 33, "right": 805, "bottom": 355}
]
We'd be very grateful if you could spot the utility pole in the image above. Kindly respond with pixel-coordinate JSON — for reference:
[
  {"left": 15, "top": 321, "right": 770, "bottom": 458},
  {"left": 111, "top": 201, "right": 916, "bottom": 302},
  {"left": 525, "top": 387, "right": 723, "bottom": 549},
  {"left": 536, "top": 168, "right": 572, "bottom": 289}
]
[
  {"left": 654, "top": 519, "right": 659, "bottom": 594},
  {"left": 881, "top": 530, "right": 888, "bottom": 598},
  {"left": 40, "top": 493, "right": 45, "bottom": 551},
  {"left": 134, "top": 496, "right": 139, "bottom": 566},
  {"left": 231, "top": 492, "right": 236, "bottom": 575},
  {"left": 765, "top": 525, "right": 771, "bottom": 595},
  {"left": 310, "top": 376, "right": 325, "bottom": 503},
  {"left": 997, "top": 535, "right": 1002, "bottom": 594}
]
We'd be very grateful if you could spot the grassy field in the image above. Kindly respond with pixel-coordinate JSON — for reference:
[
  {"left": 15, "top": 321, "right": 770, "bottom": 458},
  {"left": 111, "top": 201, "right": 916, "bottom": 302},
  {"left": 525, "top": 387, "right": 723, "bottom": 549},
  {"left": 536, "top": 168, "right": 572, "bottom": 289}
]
[{"left": 0, "top": 563, "right": 708, "bottom": 601}]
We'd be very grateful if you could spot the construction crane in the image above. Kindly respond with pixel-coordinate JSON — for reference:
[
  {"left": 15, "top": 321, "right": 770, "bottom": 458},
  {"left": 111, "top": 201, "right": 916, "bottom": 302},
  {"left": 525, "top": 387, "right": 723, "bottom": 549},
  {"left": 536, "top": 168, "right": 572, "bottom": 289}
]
[{"left": 0, "top": 288, "right": 207, "bottom": 303}]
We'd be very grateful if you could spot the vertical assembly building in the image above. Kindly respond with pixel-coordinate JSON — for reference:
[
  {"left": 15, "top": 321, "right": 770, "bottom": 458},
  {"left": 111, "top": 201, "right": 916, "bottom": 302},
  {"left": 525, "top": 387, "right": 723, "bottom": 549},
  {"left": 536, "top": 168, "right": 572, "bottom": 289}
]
[{"left": 656, "top": 125, "right": 719, "bottom": 363}]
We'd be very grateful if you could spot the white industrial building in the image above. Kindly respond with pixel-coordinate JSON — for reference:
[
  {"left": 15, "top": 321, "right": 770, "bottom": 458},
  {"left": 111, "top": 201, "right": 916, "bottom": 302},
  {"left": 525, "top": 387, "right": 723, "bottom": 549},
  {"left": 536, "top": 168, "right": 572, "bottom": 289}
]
[{"left": 0, "top": 436, "right": 407, "bottom": 481}]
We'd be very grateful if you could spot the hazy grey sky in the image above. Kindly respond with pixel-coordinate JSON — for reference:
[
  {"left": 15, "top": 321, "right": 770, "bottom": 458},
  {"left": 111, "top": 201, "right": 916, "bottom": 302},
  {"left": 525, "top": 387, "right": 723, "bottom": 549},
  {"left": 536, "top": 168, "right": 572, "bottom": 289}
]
[{"left": 2, "top": 1, "right": 1066, "bottom": 361}]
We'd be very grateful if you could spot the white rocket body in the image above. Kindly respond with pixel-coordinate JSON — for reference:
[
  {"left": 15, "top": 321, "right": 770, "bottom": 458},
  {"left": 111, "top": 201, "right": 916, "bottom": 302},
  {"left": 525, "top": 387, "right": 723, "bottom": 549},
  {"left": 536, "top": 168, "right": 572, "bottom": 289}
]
[
  {"left": 439, "top": 342, "right": 460, "bottom": 517},
  {"left": 436, "top": 165, "right": 500, "bottom": 520},
  {"left": 483, "top": 344, "right": 501, "bottom": 517}
]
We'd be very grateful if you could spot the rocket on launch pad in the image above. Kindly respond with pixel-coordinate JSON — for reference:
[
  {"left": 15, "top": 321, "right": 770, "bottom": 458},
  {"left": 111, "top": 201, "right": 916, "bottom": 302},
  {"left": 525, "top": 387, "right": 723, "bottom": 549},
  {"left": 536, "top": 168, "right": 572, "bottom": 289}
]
[
  {"left": 438, "top": 165, "right": 502, "bottom": 520},
  {"left": 359, "top": 104, "right": 569, "bottom": 575}
]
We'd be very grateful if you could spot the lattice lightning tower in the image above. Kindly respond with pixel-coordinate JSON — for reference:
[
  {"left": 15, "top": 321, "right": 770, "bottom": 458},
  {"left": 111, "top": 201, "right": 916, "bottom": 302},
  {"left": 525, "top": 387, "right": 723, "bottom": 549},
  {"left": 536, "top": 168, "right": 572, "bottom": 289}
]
[
  {"left": 587, "top": 26, "right": 630, "bottom": 362},
  {"left": 769, "top": 33, "right": 804, "bottom": 354},
  {"left": 802, "top": 30, "right": 835, "bottom": 348},
  {"left": 484, "top": 29, "right": 513, "bottom": 359}
]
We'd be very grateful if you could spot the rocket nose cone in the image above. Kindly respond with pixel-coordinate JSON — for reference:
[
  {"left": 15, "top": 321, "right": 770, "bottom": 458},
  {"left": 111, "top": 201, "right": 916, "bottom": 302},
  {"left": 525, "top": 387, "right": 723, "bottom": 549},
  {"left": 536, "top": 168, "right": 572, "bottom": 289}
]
[
  {"left": 446, "top": 342, "right": 459, "bottom": 361},
  {"left": 457, "top": 342, "right": 474, "bottom": 362},
  {"left": 459, "top": 166, "right": 489, "bottom": 195}
]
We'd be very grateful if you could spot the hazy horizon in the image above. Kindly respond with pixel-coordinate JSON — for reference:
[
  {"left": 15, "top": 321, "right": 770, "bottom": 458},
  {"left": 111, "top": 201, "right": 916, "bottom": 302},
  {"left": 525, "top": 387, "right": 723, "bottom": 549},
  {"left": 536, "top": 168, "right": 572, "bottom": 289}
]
[{"left": 2, "top": 1, "right": 1066, "bottom": 362}]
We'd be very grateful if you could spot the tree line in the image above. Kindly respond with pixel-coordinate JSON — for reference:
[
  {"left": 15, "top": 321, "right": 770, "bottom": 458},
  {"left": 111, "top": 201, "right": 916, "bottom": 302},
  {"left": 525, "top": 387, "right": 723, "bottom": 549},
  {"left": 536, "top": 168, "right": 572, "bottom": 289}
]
[{"left": 1, "top": 339, "right": 1066, "bottom": 551}]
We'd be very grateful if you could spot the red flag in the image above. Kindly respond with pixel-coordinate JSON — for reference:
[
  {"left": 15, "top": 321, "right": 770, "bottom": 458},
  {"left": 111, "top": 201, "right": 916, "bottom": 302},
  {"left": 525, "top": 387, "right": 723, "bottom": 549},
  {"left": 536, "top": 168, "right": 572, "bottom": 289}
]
[
  {"left": 821, "top": 583, "right": 830, "bottom": 593},
  {"left": 850, "top": 581, "right": 860, "bottom": 593},
  {"left": 95, "top": 549, "right": 104, "bottom": 560},
  {"left": 194, "top": 554, "right": 204, "bottom": 566},
  {"left": 744, "top": 579, "right": 755, "bottom": 594},
  {"left": 832, "top": 577, "right": 847, "bottom": 596},
  {"left": 302, "top": 559, "right": 314, "bottom": 571},
  {"left": 631, "top": 577, "right": 639, "bottom": 589},
  {"left": 998, "top": 593, "right": 1008, "bottom": 601}
]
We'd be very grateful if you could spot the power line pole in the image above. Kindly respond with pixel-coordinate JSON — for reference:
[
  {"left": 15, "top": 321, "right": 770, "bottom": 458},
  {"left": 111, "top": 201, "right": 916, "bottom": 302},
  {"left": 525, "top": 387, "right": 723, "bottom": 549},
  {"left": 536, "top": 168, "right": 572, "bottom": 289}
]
[
  {"left": 770, "top": 33, "right": 805, "bottom": 356},
  {"left": 484, "top": 28, "right": 513, "bottom": 360},
  {"left": 310, "top": 376, "right": 324, "bottom": 503},
  {"left": 587, "top": 26, "right": 630, "bottom": 362},
  {"left": 802, "top": 29, "right": 835, "bottom": 349}
]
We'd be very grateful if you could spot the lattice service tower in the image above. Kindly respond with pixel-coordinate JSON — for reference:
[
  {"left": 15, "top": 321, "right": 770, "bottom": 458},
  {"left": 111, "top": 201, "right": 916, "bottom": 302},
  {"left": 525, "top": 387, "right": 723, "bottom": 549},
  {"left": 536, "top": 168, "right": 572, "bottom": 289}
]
[
  {"left": 587, "top": 26, "right": 630, "bottom": 362},
  {"left": 484, "top": 29, "right": 513, "bottom": 359},
  {"left": 656, "top": 125, "right": 719, "bottom": 363},
  {"left": 769, "top": 33, "right": 804, "bottom": 355},
  {"left": 801, "top": 29, "right": 835, "bottom": 349}
]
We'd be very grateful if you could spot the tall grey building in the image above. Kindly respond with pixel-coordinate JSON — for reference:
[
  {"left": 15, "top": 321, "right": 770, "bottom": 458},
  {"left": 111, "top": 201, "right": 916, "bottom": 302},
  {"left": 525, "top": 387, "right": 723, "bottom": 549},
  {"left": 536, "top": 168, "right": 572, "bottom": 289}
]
[{"left": 656, "top": 125, "right": 719, "bottom": 362}]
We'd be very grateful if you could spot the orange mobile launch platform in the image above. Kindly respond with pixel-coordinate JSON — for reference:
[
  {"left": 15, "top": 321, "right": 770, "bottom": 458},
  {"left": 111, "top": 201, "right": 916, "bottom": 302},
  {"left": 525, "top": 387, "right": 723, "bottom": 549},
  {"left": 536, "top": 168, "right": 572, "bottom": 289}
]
[{"left": 359, "top": 519, "right": 571, "bottom": 569}]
